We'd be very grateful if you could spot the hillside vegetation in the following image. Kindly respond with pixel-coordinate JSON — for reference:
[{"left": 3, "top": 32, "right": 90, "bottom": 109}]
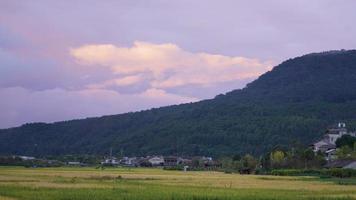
[{"left": 1, "top": 50, "right": 356, "bottom": 157}]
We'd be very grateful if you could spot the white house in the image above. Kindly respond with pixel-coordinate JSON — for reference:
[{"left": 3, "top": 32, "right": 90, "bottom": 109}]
[
  {"left": 148, "top": 156, "right": 164, "bottom": 166},
  {"left": 120, "top": 157, "right": 138, "bottom": 166},
  {"left": 312, "top": 122, "right": 352, "bottom": 153},
  {"left": 101, "top": 157, "right": 119, "bottom": 166},
  {"left": 325, "top": 122, "right": 347, "bottom": 143},
  {"left": 18, "top": 156, "right": 35, "bottom": 161},
  {"left": 67, "top": 161, "right": 81, "bottom": 166}
]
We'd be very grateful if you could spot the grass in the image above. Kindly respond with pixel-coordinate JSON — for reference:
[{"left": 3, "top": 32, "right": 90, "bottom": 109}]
[{"left": 0, "top": 167, "right": 355, "bottom": 200}]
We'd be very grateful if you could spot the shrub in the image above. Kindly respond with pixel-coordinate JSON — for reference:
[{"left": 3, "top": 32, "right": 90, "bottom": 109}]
[
  {"left": 323, "top": 168, "right": 356, "bottom": 178},
  {"left": 270, "top": 168, "right": 356, "bottom": 178}
]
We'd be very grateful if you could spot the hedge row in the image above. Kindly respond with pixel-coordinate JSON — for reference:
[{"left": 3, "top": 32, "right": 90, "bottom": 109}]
[{"left": 270, "top": 168, "right": 356, "bottom": 178}]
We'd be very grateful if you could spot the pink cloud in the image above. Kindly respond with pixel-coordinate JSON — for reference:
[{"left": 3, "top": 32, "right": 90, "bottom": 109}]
[
  {"left": 87, "top": 75, "right": 143, "bottom": 89},
  {"left": 71, "top": 41, "right": 273, "bottom": 89}
]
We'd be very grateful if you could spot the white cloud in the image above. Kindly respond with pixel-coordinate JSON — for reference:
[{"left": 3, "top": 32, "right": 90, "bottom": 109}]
[{"left": 70, "top": 41, "right": 273, "bottom": 89}]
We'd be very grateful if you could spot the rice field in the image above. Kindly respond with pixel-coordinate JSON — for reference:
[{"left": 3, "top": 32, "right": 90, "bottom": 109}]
[{"left": 0, "top": 167, "right": 356, "bottom": 200}]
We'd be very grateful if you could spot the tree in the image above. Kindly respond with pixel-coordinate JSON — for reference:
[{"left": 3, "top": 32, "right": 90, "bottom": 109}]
[
  {"left": 336, "top": 145, "right": 353, "bottom": 159},
  {"left": 301, "top": 149, "right": 315, "bottom": 169},
  {"left": 219, "top": 157, "right": 231, "bottom": 169},
  {"left": 270, "top": 150, "right": 285, "bottom": 168},
  {"left": 241, "top": 154, "right": 258, "bottom": 173},
  {"left": 232, "top": 154, "right": 241, "bottom": 161},
  {"left": 336, "top": 135, "right": 356, "bottom": 148}
]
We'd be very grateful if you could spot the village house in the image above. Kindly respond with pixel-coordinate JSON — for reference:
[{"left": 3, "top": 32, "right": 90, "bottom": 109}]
[
  {"left": 313, "top": 140, "right": 336, "bottom": 153},
  {"left": 101, "top": 148, "right": 120, "bottom": 166},
  {"left": 180, "top": 158, "right": 192, "bottom": 166},
  {"left": 148, "top": 156, "right": 164, "bottom": 166},
  {"left": 310, "top": 122, "right": 356, "bottom": 166},
  {"left": 312, "top": 122, "right": 355, "bottom": 154},
  {"left": 18, "top": 156, "right": 35, "bottom": 161},
  {"left": 325, "top": 149, "right": 337, "bottom": 161},
  {"left": 120, "top": 157, "right": 138, "bottom": 166},
  {"left": 163, "top": 156, "right": 180, "bottom": 166},
  {"left": 101, "top": 157, "right": 119, "bottom": 166},
  {"left": 201, "top": 157, "right": 213, "bottom": 164},
  {"left": 324, "top": 159, "right": 356, "bottom": 169},
  {"left": 67, "top": 161, "right": 86, "bottom": 166}
]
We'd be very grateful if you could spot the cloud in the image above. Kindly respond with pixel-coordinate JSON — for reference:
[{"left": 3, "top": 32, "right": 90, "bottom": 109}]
[
  {"left": 0, "top": 86, "right": 198, "bottom": 128},
  {"left": 70, "top": 41, "right": 273, "bottom": 90},
  {"left": 87, "top": 75, "right": 143, "bottom": 89}
]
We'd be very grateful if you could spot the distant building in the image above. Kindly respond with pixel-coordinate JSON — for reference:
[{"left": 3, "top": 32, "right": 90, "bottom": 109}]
[
  {"left": 101, "top": 157, "right": 119, "bottom": 166},
  {"left": 148, "top": 156, "right": 164, "bottom": 166},
  {"left": 312, "top": 140, "right": 335, "bottom": 153},
  {"left": 102, "top": 148, "right": 120, "bottom": 166},
  {"left": 326, "top": 122, "right": 348, "bottom": 143},
  {"left": 137, "top": 157, "right": 152, "bottom": 167},
  {"left": 180, "top": 158, "right": 192, "bottom": 166},
  {"left": 312, "top": 122, "right": 354, "bottom": 153},
  {"left": 325, "top": 149, "right": 337, "bottom": 161},
  {"left": 18, "top": 156, "right": 35, "bottom": 161},
  {"left": 120, "top": 157, "right": 138, "bottom": 166},
  {"left": 324, "top": 159, "right": 356, "bottom": 169},
  {"left": 164, "top": 156, "right": 180, "bottom": 166},
  {"left": 67, "top": 161, "right": 81, "bottom": 166},
  {"left": 201, "top": 157, "right": 213, "bottom": 164}
]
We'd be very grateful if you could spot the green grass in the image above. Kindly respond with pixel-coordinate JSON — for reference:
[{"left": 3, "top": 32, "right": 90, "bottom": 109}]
[{"left": 0, "top": 167, "right": 356, "bottom": 200}]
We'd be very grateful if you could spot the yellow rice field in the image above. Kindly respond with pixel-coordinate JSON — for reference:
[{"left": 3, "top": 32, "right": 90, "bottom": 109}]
[{"left": 0, "top": 167, "right": 355, "bottom": 200}]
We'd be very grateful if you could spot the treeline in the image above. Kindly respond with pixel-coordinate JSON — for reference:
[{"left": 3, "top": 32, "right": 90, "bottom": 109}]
[
  {"left": 218, "top": 135, "right": 356, "bottom": 177},
  {"left": 219, "top": 147, "right": 325, "bottom": 174},
  {"left": 270, "top": 169, "right": 356, "bottom": 178},
  {"left": 217, "top": 149, "right": 356, "bottom": 178},
  {"left": 335, "top": 135, "right": 356, "bottom": 159},
  {"left": 0, "top": 154, "right": 103, "bottom": 167},
  {"left": 0, "top": 156, "right": 63, "bottom": 167}
]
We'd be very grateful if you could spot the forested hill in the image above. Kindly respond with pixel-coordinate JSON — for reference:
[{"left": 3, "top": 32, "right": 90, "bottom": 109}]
[
  {"left": 1, "top": 50, "right": 356, "bottom": 157},
  {"left": 226, "top": 50, "right": 356, "bottom": 103}
]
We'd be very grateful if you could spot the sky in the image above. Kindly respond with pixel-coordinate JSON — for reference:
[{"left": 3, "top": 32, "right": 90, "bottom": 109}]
[{"left": 0, "top": 0, "right": 356, "bottom": 128}]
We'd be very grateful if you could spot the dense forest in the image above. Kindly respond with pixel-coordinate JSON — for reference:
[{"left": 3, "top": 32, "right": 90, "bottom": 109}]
[{"left": 1, "top": 50, "right": 356, "bottom": 157}]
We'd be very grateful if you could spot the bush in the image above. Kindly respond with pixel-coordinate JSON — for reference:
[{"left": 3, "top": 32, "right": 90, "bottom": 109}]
[
  {"left": 270, "top": 169, "right": 320, "bottom": 176},
  {"left": 324, "top": 168, "right": 356, "bottom": 178},
  {"left": 163, "top": 165, "right": 184, "bottom": 171},
  {"left": 270, "top": 168, "right": 356, "bottom": 178}
]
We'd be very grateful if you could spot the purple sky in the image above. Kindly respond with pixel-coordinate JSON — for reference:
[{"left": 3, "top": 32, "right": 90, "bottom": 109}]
[{"left": 1, "top": 0, "right": 356, "bottom": 128}]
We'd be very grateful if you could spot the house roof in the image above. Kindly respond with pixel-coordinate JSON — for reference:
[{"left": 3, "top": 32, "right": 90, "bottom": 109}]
[
  {"left": 325, "top": 149, "right": 336, "bottom": 154},
  {"left": 320, "top": 144, "right": 336, "bottom": 149},
  {"left": 345, "top": 162, "right": 356, "bottom": 169},
  {"left": 327, "top": 127, "right": 347, "bottom": 134},
  {"left": 324, "top": 160, "right": 356, "bottom": 168},
  {"left": 313, "top": 140, "right": 335, "bottom": 149},
  {"left": 313, "top": 139, "right": 329, "bottom": 145}
]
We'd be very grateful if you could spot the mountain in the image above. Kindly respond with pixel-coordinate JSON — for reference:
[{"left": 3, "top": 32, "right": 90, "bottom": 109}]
[{"left": 1, "top": 50, "right": 356, "bottom": 157}]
